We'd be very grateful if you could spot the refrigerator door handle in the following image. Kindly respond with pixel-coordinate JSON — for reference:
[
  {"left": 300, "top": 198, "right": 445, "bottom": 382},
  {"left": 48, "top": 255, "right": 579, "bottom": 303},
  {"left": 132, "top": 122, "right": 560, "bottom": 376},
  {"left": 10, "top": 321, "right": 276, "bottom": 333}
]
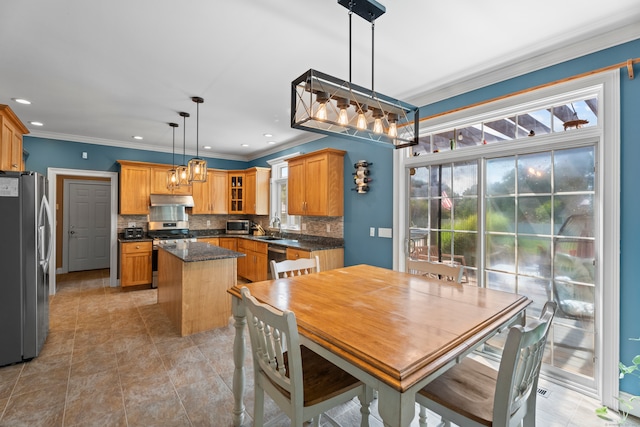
[{"left": 39, "top": 195, "right": 54, "bottom": 273}]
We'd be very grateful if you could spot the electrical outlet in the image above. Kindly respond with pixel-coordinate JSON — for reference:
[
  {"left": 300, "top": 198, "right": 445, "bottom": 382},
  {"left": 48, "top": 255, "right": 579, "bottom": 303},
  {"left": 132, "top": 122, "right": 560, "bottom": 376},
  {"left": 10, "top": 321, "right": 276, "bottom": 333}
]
[
  {"left": 128, "top": 222, "right": 136, "bottom": 228},
  {"left": 370, "top": 227, "right": 375, "bottom": 237},
  {"left": 207, "top": 220, "right": 211, "bottom": 227},
  {"left": 326, "top": 224, "right": 331, "bottom": 232},
  {"left": 302, "top": 223, "right": 307, "bottom": 231}
]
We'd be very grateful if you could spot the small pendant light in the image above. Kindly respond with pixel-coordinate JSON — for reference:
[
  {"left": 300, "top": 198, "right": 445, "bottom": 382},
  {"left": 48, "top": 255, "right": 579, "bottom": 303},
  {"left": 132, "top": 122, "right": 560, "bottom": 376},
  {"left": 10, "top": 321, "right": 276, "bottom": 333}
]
[
  {"left": 166, "top": 122, "right": 179, "bottom": 190},
  {"left": 188, "top": 96, "right": 207, "bottom": 183},
  {"left": 176, "top": 111, "right": 190, "bottom": 187}
]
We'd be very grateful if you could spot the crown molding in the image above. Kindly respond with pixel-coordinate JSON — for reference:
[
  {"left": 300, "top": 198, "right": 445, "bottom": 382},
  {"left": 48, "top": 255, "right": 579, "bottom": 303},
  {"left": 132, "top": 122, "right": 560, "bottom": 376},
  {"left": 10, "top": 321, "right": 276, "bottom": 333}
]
[{"left": 407, "top": 17, "right": 640, "bottom": 107}]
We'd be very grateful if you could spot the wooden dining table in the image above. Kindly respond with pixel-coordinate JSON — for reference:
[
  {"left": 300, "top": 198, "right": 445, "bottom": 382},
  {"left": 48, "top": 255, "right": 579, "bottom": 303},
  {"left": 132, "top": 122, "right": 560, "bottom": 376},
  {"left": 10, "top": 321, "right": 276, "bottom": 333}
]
[{"left": 227, "top": 264, "right": 531, "bottom": 427}]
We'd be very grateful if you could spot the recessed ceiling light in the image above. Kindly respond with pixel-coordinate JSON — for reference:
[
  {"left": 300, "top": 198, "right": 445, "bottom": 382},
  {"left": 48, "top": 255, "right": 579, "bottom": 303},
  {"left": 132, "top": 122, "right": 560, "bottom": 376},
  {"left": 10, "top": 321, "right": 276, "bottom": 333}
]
[
  {"left": 12, "top": 98, "right": 31, "bottom": 105},
  {"left": 263, "top": 133, "right": 273, "bottom": 138},
  {"left": 267, "top": 141, "right": 276, "bottom": 145},
  {"left": 241, "top": 144, "right": 249, "bottom": 147},
  {"left": 203, "top": 145, "right": 212, "bottom": 150},
  {"left": 133, "top": 136, "right": 143, "bottom": 140},
  {"left": 29, "top": 121, "right": 44, "bottom": 126}
]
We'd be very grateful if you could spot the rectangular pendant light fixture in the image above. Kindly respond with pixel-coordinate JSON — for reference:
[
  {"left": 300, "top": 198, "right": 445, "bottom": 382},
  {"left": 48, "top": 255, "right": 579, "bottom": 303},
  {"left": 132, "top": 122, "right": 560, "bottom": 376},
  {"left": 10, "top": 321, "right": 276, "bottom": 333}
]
[
  {"left": 290, "top": 0, "right": 418, "bottom": 149},
  {"left": 291, "top": 69, "right": 418, "bottom": 149}
]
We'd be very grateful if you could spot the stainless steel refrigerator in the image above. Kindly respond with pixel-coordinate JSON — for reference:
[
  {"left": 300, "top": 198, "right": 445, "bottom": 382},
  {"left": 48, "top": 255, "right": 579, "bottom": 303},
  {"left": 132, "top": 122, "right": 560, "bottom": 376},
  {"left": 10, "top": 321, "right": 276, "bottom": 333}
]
[{"left": 0, "top": 171, "right": 53, "bottom": 366}]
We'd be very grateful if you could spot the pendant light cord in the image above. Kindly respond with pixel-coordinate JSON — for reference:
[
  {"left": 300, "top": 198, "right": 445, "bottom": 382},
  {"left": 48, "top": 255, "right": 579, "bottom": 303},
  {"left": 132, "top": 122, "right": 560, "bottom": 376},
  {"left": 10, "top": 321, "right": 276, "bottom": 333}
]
[
  {"left": 196, "top": 101, "right": 199, "bottom": 158},
  {"left": 371, "top": 17, "right": 375, "bottom": 91},
  {"left": 182, "top": 115, "right": 186, "bottom": 164},
  {"left": 172, "top": 126, "right": 175, "bottom": 167},
  {"left": 348, "top": 5, "right": 353, "bottom": 82}
]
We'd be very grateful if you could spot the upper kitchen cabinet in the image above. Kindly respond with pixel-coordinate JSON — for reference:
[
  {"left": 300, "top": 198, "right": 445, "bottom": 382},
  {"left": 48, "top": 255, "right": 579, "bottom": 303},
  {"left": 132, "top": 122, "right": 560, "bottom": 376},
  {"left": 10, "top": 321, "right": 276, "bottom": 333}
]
[
  {"left": 287, "top": 148, "right": 345, "bottom": 216},
  {"left": 150, "top": 165, "right": 192, "bottom": 195},
  {"left": 244, "top": 167, "right": 270, "bottom": 215},
  {"left": 118, "top": 160, "right": 151, "bottom": 214},
  {"left": 0, "top": 105, "right": 29, "bottom": 171},
  {"left": 192, "top": 169, "right": 228, "bottom": 214},
  {"left": 228, "top": 171, "right": 245, "bottom": 214}
]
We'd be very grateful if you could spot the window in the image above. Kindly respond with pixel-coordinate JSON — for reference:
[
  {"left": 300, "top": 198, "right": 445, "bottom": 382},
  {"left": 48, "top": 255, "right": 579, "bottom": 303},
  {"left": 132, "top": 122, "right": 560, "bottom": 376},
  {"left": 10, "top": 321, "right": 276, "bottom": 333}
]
[{"left": 268, "top": 154, "right": 301, "bottom": 231}]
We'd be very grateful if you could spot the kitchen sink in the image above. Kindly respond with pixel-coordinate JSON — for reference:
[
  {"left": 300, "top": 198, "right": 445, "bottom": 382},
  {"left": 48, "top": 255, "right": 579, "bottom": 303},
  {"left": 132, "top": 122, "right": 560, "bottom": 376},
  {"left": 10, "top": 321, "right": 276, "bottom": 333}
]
[{"left": 254, "top": 236, "right": 280, "bottom": 241}]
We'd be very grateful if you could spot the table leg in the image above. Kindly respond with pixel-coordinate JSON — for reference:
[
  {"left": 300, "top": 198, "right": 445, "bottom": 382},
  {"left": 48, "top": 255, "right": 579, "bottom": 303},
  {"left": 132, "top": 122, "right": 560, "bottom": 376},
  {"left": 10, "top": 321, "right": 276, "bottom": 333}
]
[
  {"left": 377, "top": 384, "right": 415, "bottom": 427},
  {"left": 231, "top": 297, "right": 246, "bottom": 427}
]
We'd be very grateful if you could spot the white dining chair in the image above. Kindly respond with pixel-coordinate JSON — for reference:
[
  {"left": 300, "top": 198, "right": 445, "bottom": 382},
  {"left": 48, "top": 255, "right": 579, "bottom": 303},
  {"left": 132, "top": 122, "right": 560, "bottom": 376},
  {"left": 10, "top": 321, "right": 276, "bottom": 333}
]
[
  {"left": 416, "top": 301, "right": 557, "bottom": 427},
  {"left": 241, "top": 287, "right": 372, "bottom": 427},
  {"left": 270, "top": 255, "right": 320, "bottom": 279},
  {"left": 407, "top": 259, "right": 464, "bottom": 283}
]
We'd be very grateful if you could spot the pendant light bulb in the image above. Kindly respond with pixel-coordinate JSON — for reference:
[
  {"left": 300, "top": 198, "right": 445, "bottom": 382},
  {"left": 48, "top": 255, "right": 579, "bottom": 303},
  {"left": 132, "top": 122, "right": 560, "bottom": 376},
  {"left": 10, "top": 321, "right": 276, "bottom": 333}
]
[
  {"left": 387, "top": 113, "right": 398, "bottom": 138},
  {"left": 372, "top": 109, "right": 384, "bottom": 134},
  {"left": 356, "top": 105, "right": 368, "bottom": 130},
  {"left": 336, "top": 97, "right": 350, "bottom": 126},
  {"left": 315, "top": 92, "right": 329, "bottom": 121}
]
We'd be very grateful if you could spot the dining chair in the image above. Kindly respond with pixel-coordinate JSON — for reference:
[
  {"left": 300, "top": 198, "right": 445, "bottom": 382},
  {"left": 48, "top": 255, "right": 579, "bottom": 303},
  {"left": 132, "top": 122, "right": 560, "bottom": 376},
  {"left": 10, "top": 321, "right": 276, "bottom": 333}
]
[
  {"left": 270, "top": 255, "right": 320, "bottom": 279},
  {"left": 407, "top": 259, "right": 464, "bottom": 283},
  {"left": 416, "top": 301, "right": 557, "bottom": 427},
  {"left": 241, "top": 287, "right": 372, "bottom": 427}
]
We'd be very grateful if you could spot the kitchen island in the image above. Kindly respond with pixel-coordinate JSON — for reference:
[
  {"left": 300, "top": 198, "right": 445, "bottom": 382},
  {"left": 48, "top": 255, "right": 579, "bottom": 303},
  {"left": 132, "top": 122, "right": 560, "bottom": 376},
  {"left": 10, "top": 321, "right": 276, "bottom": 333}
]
[{"left": 157, "top": 241, "right": 245, "bottom": 336}]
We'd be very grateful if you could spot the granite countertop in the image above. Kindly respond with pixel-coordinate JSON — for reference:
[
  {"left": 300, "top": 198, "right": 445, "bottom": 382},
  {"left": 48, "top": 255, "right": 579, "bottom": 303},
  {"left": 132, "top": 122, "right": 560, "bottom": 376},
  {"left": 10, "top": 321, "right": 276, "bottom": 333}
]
[
  {"left": 159, "top": 241, "right": 245, "bottom": 263},
  {"left": 190, "top": 229, "right": 344, "bottom": 251}
]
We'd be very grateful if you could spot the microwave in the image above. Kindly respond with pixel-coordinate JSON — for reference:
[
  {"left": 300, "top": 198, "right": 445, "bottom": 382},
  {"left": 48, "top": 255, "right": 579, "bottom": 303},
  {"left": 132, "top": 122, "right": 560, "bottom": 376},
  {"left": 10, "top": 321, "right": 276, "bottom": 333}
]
[{"left": 226, "top": 219, "right": 250, "bottom": 235}]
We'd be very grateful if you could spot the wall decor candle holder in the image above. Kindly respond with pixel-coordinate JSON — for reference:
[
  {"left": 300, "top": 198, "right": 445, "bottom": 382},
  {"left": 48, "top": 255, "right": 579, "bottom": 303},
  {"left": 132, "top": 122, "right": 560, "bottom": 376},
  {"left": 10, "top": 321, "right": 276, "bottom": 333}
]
[{"left": 353, "top": 160, "right": 372, "bottom": 194}]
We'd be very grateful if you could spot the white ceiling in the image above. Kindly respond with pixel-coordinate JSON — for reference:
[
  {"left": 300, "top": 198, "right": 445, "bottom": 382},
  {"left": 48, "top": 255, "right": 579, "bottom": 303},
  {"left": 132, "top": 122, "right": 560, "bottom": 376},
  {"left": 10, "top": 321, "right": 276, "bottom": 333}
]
[{"left": 1, "top": 1, "right": 639, "bottom": 161}]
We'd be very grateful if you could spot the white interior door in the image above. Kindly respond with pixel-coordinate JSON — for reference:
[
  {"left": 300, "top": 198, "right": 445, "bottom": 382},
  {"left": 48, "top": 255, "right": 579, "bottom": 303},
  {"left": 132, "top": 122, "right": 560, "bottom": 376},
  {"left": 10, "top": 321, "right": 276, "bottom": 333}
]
[{"left": 65, "top": 180, "right": 111, "bottom": 272}]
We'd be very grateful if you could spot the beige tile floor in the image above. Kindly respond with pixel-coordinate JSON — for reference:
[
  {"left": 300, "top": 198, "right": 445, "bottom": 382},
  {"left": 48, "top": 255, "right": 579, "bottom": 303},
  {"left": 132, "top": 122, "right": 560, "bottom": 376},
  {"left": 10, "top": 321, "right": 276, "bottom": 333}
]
[{"left": 0, "top": 269, "right": 636, "bottom": 427}]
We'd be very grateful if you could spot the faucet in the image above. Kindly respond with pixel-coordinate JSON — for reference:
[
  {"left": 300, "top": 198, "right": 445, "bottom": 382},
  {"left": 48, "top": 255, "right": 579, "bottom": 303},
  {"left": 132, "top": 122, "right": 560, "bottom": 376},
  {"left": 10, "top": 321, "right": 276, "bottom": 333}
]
[{"left": 271, "top": 217, "right": 281, "bottom": 238}]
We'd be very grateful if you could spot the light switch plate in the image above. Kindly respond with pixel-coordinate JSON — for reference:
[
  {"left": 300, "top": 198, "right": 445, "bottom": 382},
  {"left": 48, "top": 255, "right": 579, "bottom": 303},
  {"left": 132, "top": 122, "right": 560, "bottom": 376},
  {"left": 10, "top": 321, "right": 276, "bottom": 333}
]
[
  {"left": 378, "top": 227, "right": 392, "bottom": 238},
  {"left": 370, "top": 227, "right": 375, "bottom": 237}
]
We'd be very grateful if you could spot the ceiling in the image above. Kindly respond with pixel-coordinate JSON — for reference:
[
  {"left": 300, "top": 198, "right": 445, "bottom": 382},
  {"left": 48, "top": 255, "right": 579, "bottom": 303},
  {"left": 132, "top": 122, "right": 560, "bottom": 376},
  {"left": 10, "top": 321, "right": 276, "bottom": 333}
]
[{"left": 1, "top": 1, "right": 639, "bottom": 162}]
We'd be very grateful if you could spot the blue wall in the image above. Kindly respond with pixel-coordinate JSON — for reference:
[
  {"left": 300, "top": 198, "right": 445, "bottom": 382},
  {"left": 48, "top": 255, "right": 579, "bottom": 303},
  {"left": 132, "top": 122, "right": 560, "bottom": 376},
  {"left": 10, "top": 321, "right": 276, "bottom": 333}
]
[
  {"left": 24, "top": 36, "right": 640, "bottom": 395},
  {"left": 23, "top": 137, "right": 247, "bottom": 175}
]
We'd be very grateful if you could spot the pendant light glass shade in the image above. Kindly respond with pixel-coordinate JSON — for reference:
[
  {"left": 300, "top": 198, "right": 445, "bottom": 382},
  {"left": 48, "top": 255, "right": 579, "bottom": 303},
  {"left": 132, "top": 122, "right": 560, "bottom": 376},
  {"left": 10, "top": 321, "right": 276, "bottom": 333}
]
[
  {"left": 176, "top": 112, "right": 191, "bottom": 187},
  {"left": 188, "top": 96, "right": 207, "bottom": 183},
  {"left": 167, "top": 122, "right": 179, "bottom": 190}
]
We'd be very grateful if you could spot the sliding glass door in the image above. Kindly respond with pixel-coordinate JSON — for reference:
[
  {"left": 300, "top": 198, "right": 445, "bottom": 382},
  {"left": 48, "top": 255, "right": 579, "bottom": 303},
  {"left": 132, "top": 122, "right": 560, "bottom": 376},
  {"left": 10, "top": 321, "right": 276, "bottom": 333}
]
[{"left": 407, "top": 145, "right": 598, "bottom": 389}]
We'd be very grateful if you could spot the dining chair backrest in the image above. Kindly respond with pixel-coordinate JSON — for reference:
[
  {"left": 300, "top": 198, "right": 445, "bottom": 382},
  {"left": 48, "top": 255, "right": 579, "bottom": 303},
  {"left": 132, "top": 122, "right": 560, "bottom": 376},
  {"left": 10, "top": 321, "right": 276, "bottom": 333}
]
[
  {"left": 242, "top": 287, "right": 305, "bottom": 414},
  {"left": 407, "top": 259, "right": 464, "bottom": 283},
  {"left": 270, "top": 255, "right": 320, "bottom": 279},
  {"left": 493, "top": 300, "right": 556, "bottom": 425},
  {"left": 416, "top": 300, "right": 557, "bottom": 427},
  {"left": 241, "top": 287, "right": 370, "bottom": 426}
]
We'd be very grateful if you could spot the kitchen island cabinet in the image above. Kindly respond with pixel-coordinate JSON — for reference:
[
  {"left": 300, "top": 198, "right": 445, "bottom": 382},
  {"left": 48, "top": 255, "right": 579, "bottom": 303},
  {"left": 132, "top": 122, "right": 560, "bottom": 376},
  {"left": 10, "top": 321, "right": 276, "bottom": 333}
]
[
  {"left": 157, "top": 241, "right": 244, "bottom": 336},
  {"left": 287, "top": 148, "right": 345, "bottom": 216},
  {"left": 0, "top": 105, "right": 28, "bottom": 172}
]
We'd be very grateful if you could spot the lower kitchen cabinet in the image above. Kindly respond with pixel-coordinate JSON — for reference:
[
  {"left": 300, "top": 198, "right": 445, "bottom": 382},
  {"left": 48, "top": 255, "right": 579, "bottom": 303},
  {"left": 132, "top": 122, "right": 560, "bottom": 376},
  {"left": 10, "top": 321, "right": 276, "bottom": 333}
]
[
  {"left": 120, "top": 241, "right": 153, "bottom": 287},
  {"left": 237, "top": 239, "right": 268, "bottom": 282},
  {"left": 218, "top": 237, "right": 237, "bottom": 251},
  {"left": 286, "top": 247, "right": 344, "bottom": 271}
]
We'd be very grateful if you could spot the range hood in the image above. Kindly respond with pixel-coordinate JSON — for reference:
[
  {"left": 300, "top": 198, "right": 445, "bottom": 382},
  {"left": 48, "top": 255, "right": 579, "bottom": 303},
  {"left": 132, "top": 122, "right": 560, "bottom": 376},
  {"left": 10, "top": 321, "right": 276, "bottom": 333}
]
[{"left": 149, "top": 194, "right": 194, "bottom": 207}]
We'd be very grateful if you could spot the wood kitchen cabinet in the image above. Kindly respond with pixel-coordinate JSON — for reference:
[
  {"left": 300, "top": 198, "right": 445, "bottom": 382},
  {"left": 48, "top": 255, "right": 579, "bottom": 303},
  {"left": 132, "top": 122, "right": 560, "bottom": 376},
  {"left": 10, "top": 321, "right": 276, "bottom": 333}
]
[
  {"left": 120, "top": 241, "right": 153, "bottom": 287},
  {"left": 287, "top": 148, "right": 346, "bottom": 216},
  {"left": 218, "top": 237, "right": 237, "bottom": 251},
  {"left": 197, "top": 237, "right": 219, "bottom": 245},
  {"left": 150, "top": 165, "right": 192, "bottom": 195},
  {"left": 0, "top": 105, "right": 28, "bottom": 171},
  {"left": 286, "top": 247, "right": 344, "bottom": 271},
  {"left": 192, "top": 169, "right": 228, "bottom": 214},
  {"left": 237, "top": 239, "right": 268, "bottom": 282},
  {"left": 228, "top": 172, "right": 245, "bottom": 214},
  {"left": 244, "top": 167, "right": 270, "bottom": 215},
  {"left": 118, "top": 160, "right": 151, "bottom": 215}
]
